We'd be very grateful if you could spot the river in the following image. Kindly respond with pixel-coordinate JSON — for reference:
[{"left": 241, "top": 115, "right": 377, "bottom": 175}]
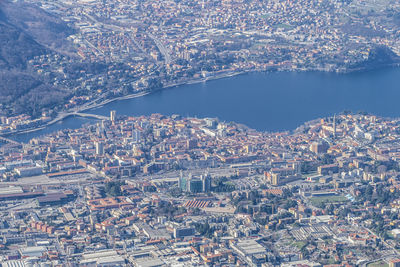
[{"left": 10, "top": 67, "right": 400, "bottom": 143}]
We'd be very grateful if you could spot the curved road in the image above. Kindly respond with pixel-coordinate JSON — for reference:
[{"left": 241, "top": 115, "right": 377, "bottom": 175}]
[{"left": 147, "top": 32, "right": 172, "bottom": 65}]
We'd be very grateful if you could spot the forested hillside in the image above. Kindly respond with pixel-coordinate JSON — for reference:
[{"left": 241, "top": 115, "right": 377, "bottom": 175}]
[{"left": 0, "top": 1, "right": 74, "bottom": 117}]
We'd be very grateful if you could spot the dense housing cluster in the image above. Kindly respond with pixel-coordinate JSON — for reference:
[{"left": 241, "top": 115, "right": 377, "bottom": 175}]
[{"left": 2, "top": 113, "right": 400, "bottom": 265}]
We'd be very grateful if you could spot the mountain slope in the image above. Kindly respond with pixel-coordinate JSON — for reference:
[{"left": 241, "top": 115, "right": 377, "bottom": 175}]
[
  {"left": 0, "top": 0, "right": 74, "bottom": 117},
  {"left": 0, "top": 1, "right": 75, "bottom": 54},
  {"left": 0, "top": 8, "right": 47, "bottom": 68}
]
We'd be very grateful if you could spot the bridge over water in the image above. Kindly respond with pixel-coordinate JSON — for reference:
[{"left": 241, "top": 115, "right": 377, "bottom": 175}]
[
  {"left": 47, "top": 112, "right": 109, "bottom": 126},
  {"left": 0, "top": 136, "right": 21, "bottom": 145},
  {"left": 74, "top": 113, "right": 108, "bottom": 120}
]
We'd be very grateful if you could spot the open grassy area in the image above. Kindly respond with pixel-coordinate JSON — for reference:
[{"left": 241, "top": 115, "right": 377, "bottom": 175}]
[
  {"left": 275, "top": 23, "right": 294, "bottom": 30},
  {"left": 310, "top": 195, "right": 348, "bottom": 206},
  {"left": 292, "top": 241, "right": 307, "bottom": 249},
  {"left": 367, "top": 260, "right": 389, "bottom": 267}
]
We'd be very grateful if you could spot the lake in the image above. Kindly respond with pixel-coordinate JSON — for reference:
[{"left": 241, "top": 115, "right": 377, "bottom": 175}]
[{"left": 11, "top": 67, "right": 400, "bottom": 143}]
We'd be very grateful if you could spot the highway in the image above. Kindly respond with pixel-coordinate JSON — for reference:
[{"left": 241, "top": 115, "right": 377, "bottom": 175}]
[
  {"left": 82, "top": 11, "right": 150, "bottom": 60},
  {"left": 147, "top": 32, "right": 172, "bottom": 65}
]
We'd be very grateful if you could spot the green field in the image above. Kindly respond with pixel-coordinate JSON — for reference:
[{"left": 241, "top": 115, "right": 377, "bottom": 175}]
[
  {"left": 366, "top": 260, "right": 389, "bottom": 267},
  {"left": 291, "top": 241, "right": 307, "bottom": 249},
  {"left": 310, "top": 195, "right": 348, "bottom": 206},
  {"left": 275, "top": 23, "right": 294, "bottom": 30}
]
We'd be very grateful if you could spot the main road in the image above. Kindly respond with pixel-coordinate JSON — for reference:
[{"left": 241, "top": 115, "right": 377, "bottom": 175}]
[{"left": 147, "top": 32, "right": 172, "bottom": 65}]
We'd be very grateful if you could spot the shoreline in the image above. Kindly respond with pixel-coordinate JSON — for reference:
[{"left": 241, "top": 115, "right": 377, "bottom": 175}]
[
  {"left": 5, "top": 64, "right": 400, "bottom": 139},
  {"left": 67, "top": 70, "right": 249, "bottom": 114},
  {"left": 4, "top": 70, "right": 248, "bottom": 139},
  {"left": 38, "top": 61, "right": 400, "bottom": 116}
]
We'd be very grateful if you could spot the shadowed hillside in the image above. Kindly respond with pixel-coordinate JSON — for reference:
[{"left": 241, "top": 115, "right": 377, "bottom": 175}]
[
  {"left": 348, "top": 46, "right": 400, "bottom": 71},
  {"left": 0, "top": 9, "right": 46, "bottom": 68},
  {"left": 0, "top": 0, "right": 74, "bottom": 117},
  {"left": 0, "top": 0, "right": 76, "bottom": 54}
]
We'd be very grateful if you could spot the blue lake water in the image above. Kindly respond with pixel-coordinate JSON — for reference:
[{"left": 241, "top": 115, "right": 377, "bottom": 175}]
[{"left": 11, "top": 68, "right": 400, "bottom": 143}]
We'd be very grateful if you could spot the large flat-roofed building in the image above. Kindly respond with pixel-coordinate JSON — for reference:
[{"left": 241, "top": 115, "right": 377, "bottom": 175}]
[
  {"left": 4, "top": 160, "right": 33, "bottom": 171},
  {"left": 19, "top": 246, "right": 47, "bottom": 258},
  {"left": 132, "top": 222, "right": 171, "bottom": 240},
  {"left": 230, "top": 239, "right": 267, "bottom": 266},
  {"left": 0, "top": 186, "right": 23, "bottom": 195},
  {"left": 81, "top": 250, "right": 125, "bottom": 266},
  {"left": 130, "top": 257, "right": 165, "bottom": 267},
  {"left": 0, "top": 186, "right": 44, "bottom": 201},
  {"left": 15, "top": 166, "right": 43, "bottom": 177},
  {"left": 230, "top": 239, "right": 267, "bottom": 258},
  {"left": 173, "top": 227, "right": 195, "bottom": 238},
  {"left": 36, "top": 191, "right": 74, "bottom": 206}
]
